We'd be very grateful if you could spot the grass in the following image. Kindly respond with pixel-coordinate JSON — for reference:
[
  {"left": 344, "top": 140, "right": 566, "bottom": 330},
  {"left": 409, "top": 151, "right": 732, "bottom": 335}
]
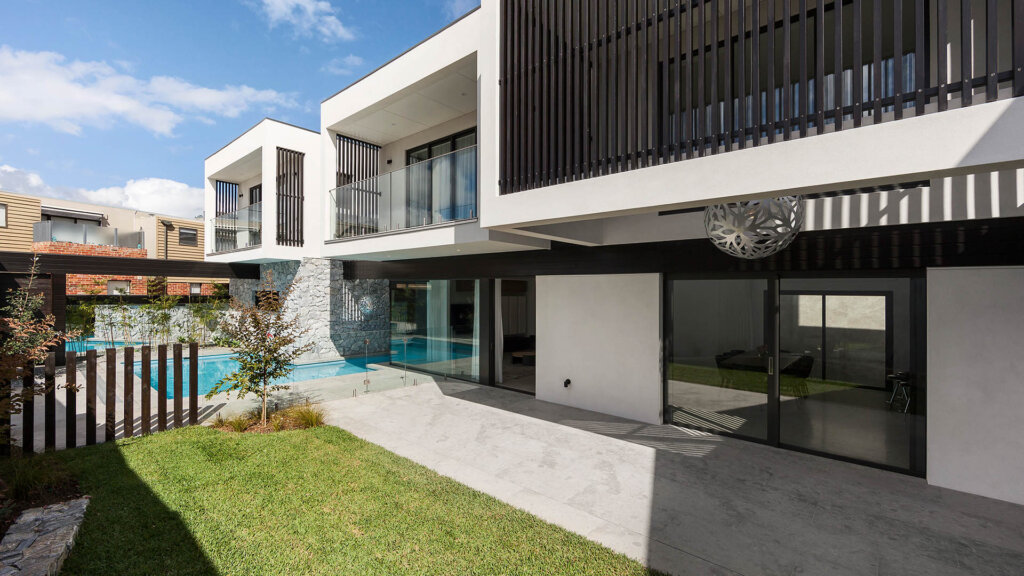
[
  {"left": 667, "top": 362, "right": 859, "bottom": 397},
  {"left": 0, "top": 427, "right": 662, "bottom": 576}
]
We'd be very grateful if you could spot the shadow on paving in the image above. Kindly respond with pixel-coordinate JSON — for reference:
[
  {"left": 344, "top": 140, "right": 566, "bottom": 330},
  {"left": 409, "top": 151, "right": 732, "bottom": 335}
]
[
  {"left": 53, "top": 442, "right": 219, "bottom": 576},
  {"left": 437, "top": 380, "right": 1024, "bottom": 576}
]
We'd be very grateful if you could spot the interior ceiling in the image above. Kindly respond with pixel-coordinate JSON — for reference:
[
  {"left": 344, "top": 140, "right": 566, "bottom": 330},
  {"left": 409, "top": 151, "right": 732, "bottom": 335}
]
[
  {"left": 210, "top": 148, "right": 262, "bottom": 183},
  {"left": 328, "top": 54, "right": 477, "bottom": 145}
]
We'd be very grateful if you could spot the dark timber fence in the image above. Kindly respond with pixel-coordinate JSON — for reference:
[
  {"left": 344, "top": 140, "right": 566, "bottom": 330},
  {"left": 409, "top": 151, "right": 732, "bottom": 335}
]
[
  {"left": 1, "top": 344, "right": 201, "bottom": 454},
  {"left": 499, "top": 0, "right": 1024, "bottom": 194}
]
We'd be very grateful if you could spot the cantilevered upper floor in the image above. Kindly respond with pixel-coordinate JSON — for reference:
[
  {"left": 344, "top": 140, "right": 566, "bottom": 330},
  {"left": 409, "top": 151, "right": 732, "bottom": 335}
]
[
  {"left": 477, "top": 0, "right": 1024, "bottom": 242},
  {"left": 319, "top": 7, "right": 547, "bottom": 260},
  {"left": 204, "top": 118, "right": 321, "bottom": 263}
]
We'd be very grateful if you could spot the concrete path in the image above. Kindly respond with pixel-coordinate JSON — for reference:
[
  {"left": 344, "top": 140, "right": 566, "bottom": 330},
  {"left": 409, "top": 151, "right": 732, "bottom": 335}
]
[{"left": 323, "top": 380, "right": 1024, "bottom": 576}]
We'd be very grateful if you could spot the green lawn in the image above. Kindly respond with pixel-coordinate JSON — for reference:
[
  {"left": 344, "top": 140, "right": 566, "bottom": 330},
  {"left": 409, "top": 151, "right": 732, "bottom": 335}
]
[
  {"left": 667, "top": 362, "right": 858, "bottom": 397},
  {"left": 5, "top": 427, "right": 662, "bottom": 576}
]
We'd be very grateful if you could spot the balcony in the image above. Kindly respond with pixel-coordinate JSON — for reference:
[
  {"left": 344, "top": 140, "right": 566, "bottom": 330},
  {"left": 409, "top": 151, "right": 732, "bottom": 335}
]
[
  {"left": 33, "top": 220, "right": 144, "bottom": 249},
  {"left": 209, "top": 202, "right": 262, "bottom": 253},
  {"left": 329, "top": 145, "right": 477, "bottom": 240}
]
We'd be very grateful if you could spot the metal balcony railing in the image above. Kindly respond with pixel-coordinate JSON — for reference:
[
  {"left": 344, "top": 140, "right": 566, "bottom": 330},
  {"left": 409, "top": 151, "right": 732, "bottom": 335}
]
[
  {"left": 329, "top": 145, "right": 477, "bottom": 239},
  {"left": 33, "top": 221, "right": 145, "bottom": 249},
  {"left": 209, "top": 202, "right": 262, "bottom": 253}
]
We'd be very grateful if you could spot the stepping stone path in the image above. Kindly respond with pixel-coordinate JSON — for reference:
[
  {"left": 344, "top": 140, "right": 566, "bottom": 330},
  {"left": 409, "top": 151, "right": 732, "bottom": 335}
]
[{"left": 0, "top": 498, "right": 89, "bottom": 575}]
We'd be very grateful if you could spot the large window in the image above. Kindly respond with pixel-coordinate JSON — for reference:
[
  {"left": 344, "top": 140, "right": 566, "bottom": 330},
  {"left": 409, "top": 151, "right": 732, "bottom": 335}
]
[
  {"left": 405, "top": 129, "right": 477, "bottom": 225},
  {"left": 666, "top": 275, "right": 924, "bottom": 474},
  {"left": 390, "top": 279, "right": 482, "bottom": 383}
]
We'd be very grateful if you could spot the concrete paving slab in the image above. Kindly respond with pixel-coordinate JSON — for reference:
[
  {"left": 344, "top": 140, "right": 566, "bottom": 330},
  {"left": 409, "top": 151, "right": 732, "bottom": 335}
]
[{"left": 322, "top": 380, "right": 1024, "bottom": 576}]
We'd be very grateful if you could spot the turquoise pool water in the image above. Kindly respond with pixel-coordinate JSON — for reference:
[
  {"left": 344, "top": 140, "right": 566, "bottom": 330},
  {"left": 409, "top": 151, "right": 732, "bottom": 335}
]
[
  {"left": 136, "top": 353, "right": 390, "bottom": 399},
  {"left": 66, "top": 339, "right": 143, "bottom": 353},
  {"left": 131, "top": 337, "right": 478, "bottom": 398}
]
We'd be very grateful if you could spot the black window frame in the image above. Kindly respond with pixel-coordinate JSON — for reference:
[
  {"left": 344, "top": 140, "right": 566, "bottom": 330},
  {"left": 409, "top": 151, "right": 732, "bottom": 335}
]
[{"left": 179, "top": 227, "right": 199, "bottom": 247}]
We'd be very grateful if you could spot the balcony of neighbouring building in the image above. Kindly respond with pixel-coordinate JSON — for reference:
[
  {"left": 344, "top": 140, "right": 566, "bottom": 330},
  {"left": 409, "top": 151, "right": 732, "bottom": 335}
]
[
  {"left": 329, "top": 144, "right": 477, "bottom": 239},
  {"left": 33, "top": 220, "right": 145, "bottom": 249}
]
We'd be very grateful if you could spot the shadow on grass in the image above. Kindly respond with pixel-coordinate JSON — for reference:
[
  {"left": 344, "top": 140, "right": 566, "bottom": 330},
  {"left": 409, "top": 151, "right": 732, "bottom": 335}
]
[{"left": 47, "top": 441, "right": 219, "bottom": 576}]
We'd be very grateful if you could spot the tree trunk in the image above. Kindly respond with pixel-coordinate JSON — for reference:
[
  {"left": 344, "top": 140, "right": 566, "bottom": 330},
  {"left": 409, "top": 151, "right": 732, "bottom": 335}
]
[{"left": 261, "top": 378, "right": 268, "bottom": 426}]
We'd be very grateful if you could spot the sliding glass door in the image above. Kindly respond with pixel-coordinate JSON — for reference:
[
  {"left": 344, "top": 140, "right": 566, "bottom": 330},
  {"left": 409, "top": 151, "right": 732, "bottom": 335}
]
[
  {"left": 665, "top": 274, "right": 925, "bottom": 474},
  {"left": 665, "top": 278, "right": 770, "bottom": 441},
  {"left": 389, "top": 279, "right": 481, "bottom": 382}
]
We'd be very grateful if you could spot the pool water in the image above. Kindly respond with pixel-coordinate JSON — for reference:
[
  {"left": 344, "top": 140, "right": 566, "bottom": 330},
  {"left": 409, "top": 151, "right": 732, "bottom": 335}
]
[
  {"left": 388, "top": 338, "right": 477, "bottom": 364},
  {"left": 132, "top": 337, "right": 479, "bottom": 399},
  {"left": 66, "top": 339, "right": 143, "bottom": 353},
  {"left": 135, "top": 353, "right": 390, "bottom": 398}
]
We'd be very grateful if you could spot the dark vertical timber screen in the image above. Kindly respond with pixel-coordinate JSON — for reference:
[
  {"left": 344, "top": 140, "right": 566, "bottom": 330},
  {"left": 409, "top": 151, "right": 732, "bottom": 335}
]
[
  {"left": 215, "top": 181, "right": 239, "bottom": 216},
  {"left": 334, "top": 135, "right": 380, "bottom": 239},
  {"left": 276, "top": 147, "right": 305, "bottom": 247},
  {"left": 498, "top": 0, "right": 1022, "bottom": 194}
]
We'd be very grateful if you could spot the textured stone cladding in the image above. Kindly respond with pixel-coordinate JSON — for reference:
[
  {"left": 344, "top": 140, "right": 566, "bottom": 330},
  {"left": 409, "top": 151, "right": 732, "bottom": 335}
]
[
  {"left": 235, "top": 259, "right": 389, "bottom": 362},
  {"left": 33, "top": 241, "right": 150, "bottom": 296}
]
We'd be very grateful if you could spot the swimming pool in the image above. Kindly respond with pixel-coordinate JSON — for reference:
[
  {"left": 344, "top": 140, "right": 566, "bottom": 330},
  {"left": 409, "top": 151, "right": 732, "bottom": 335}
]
[
  {"left": 388, "top": 337, "right": 477, "bottom": 365},
  {"left": 135, "top": 353, "right": 391, "bottom": 398},
  {"left": 66, "top": 339, "right": 143, "bottom": 353}
]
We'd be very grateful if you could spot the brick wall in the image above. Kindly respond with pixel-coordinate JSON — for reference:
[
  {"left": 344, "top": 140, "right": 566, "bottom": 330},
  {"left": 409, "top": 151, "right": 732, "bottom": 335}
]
[
  {"left": 34, "top": 242, "right": 151, "bottom": 296},
  {"left": 166, "top": 282, "right": 216, "bottom": 296}
]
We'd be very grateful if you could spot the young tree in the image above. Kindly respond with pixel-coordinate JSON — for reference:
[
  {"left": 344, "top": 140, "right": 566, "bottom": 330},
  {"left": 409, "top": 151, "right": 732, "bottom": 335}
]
[
  {"left": 0, "top": 258, "right": 76, "bottom": 443},
  {"left": 207, "top": 272, "right": 312, "bottom": 426}
]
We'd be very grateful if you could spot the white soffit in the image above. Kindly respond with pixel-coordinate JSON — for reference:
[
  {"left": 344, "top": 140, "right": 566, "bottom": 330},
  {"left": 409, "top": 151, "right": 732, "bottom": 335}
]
[
  {"left": 210, "top": 148, "right": 262, "bottom": 182},
  {"left": 329, "top": 56, "right": 476, "bottom": 145}
]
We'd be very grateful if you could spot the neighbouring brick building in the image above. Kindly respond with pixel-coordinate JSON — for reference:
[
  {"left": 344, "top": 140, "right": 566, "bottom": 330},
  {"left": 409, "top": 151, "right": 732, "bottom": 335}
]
[{"left": 1, "top": 189, "right": 224, "bottom": 296}]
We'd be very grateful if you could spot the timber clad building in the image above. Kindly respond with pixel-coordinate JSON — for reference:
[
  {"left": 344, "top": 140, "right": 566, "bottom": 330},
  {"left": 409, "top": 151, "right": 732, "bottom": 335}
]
[
  {"left": 0, "top": 189, "right": 219, "bottom": 296},
  {"left": 205, "top": 0, "right": 1024, "bottom": 508}
]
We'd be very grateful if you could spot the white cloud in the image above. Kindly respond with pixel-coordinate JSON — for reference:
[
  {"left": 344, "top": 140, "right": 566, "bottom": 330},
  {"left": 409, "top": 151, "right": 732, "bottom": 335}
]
[
  {"left": 255, "top": 0, "right": 354, "bottom": 41},
  {"left": 0, "top": 46, "right": 296, "bottom": 136},
  {"left": 0, "top": 164, "right": 204, "bottom": 218},
  {"left": 322, "top": 54, "right": 363, "bottom": 75},
  {"left": 444, "top": 0, "right": 478, "bottom": 19}
]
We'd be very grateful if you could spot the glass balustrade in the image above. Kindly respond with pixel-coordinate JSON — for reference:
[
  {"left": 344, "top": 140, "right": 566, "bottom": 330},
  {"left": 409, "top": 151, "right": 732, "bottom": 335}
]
[
  {"left": 329, "top": 145, "right": 477, "bottom": 239},
  {"left": 32, "top": 220, "right": 145, "bottom": 248},
  {"left": 209, "top": 202, "right": 262, "bottom": 253}
]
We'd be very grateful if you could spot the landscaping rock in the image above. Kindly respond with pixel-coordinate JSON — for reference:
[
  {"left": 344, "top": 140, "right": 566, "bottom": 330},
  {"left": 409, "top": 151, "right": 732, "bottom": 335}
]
[{"left": 0, "top": 497, "right": 89, "bottom": 575}]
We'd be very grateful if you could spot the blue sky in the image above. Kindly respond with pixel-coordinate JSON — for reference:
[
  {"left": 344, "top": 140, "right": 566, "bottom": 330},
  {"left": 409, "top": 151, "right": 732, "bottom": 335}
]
[{"left": 0, "top": 0, "right": 478, "bottom": 217}]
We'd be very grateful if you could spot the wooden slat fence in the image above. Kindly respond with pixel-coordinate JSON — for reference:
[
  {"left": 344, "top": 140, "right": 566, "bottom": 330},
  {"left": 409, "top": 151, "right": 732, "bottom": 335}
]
[{"left": 1, "top": 344, "right": 201, "bottom": 454}]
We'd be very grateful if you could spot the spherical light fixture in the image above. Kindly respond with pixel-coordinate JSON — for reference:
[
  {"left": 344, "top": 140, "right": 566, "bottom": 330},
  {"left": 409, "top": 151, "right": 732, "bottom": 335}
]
[
  {"left": 704, "top": 196, "right": 804, "bottom": 260},
  {"left": 357, "top": 295, "right": 375, "bottom": 318}
]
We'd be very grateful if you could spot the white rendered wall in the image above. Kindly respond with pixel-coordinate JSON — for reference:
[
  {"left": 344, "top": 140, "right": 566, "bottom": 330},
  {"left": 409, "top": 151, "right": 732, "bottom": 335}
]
[
  {"left": 927, "top": 267, "right": 1024, "bottom": 505},
  {"left": 536, "top": 274, "right": 662, "bottom": 424}
]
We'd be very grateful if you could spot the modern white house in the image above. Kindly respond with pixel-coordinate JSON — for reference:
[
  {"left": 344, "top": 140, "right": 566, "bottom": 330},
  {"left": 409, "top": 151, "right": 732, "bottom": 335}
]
[{"left": 205, "top": 0, "right": 1024, "bottom": 508}]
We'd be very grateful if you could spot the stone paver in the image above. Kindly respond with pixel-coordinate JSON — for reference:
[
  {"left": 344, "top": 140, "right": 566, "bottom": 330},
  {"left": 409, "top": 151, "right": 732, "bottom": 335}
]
[
  {"left": 323, "top": 380, "right": 1024, "bottom": 576},
  {"left": 0, "top": 498, "right": 89, "bottom": 576}
]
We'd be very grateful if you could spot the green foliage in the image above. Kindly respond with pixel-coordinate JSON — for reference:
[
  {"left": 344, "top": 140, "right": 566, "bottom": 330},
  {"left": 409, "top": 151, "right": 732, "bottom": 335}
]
[
  {"left": 142, "top": 293, "right": 179, "bottom": 346},
  {"left": 225, "top": 415, "right": 252, "bottom": 433},
  {"left": 0, "top": 258, "right": 76, "bottom": 438},
  {"left": 208, "top": 271, "right": 313, "bottom": 426},
  {"left": 289, "top": 403, "right": 325, "bottom": 429}
]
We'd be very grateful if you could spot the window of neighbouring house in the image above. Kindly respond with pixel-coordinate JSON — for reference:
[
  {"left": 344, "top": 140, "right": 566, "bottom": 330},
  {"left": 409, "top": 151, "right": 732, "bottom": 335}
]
[
  {"left": 107, "top": 280, "right": 130, "bottom": 295},
  {"left": 190, "top": 283, "right": 202, "bottom": 295},
  {"left": 0, "top": 203, "right": 7, "bottom": 227},
  {"left": 179, "top": 227, "right": 198, "bottom": 246}
]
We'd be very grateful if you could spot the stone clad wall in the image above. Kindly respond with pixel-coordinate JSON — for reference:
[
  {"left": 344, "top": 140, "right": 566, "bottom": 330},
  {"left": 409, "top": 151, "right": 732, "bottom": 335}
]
[{"left": 230, "top": 258, "right": 389, "bottom": 362}]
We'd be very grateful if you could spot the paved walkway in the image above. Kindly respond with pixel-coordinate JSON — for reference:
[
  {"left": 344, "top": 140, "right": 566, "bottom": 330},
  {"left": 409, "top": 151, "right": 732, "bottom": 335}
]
[{"left": 323, "top": 380, "right": 1024, "bottom": 576}]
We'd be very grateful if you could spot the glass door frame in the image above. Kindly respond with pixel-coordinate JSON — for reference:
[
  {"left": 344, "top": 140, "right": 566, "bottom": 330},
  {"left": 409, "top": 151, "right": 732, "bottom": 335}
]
[{"left": 663, "top": 270, "right": 927, "bottom": 476}]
